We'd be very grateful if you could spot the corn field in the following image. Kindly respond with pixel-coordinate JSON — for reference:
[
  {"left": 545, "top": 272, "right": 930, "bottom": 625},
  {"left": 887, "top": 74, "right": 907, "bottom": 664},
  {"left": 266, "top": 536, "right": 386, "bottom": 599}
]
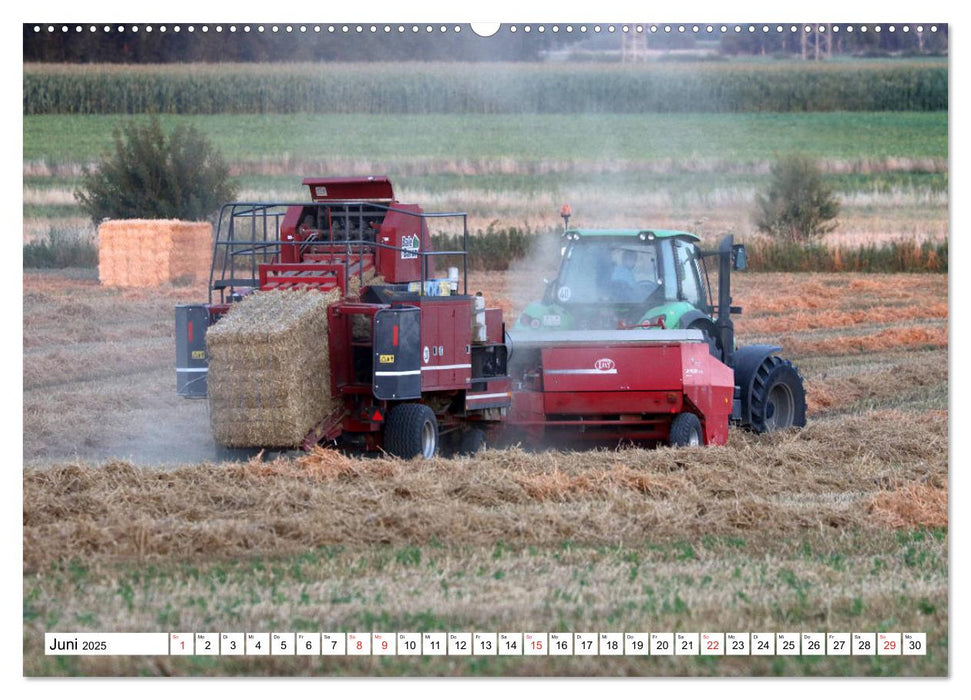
[{"left": 23, "top": 61, "right": 947, "bottom": 115}]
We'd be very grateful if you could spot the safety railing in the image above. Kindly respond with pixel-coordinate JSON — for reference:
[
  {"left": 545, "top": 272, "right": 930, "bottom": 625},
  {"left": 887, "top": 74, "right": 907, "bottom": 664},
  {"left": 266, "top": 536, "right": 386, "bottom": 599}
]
[{"left": 209, "top": 201, "right": 469, "bottom": 304}]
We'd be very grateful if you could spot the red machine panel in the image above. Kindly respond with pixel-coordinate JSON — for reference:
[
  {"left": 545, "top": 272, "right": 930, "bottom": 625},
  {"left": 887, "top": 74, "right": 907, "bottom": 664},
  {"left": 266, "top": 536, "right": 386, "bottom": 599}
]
[
  {"left": 680, "top": 343, "right": 735, "bottom": 445},
  {"left": 540, "top": 344, "right": 685, "bottom": 393},
  {"left": 419, "top": 299, "right": 472, "bottom": 391},
  {"left": 485, "top": 308, "right": 504, "bottom": 344},
  {"left": 543, "top": 391, "right": 681, "bottom": 416},
  {"left": 303, "top": 176, "right": 395, "bottom": 202},
  {"left": 508, "top": 390, "right": 545, "bottom": 423},
  {"left": 375, "top": 204, "right": 434, "bottom": 283}
]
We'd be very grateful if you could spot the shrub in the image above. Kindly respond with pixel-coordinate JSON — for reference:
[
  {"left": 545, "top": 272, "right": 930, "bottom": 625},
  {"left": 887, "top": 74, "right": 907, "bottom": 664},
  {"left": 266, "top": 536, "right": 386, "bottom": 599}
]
[
  {"left": 753, "top": 156, "right": 840, "bottom": 243},
  {"left": 74, "top": 116, "right": 237, "bottom": 223},
  {"left": 23, "top": 229, "right": 99, "bottom": 269},
  {"left": 743, "top": 238, "right": 947, "bottom": 273},
  {"left": 431, "top": 224, "right": 547, "bottom": 271}
]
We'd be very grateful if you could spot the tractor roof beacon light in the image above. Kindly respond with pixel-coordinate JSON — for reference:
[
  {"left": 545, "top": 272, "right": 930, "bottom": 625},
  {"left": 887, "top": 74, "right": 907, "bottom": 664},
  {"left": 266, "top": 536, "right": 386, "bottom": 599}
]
[{"left": 561, "top": 204, "right": 572, "bottom": 231}]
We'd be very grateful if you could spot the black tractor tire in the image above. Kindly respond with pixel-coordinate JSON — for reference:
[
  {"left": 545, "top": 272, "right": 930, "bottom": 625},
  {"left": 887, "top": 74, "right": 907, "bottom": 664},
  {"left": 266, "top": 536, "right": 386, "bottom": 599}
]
[
  {"left": 748, "top": 357, "right": 807, "bottom": 433},
  {"left": 669, "top": 412, "right": 703, "bottom": 447},
  {"left": 686, "top": 320, "right": 720, "bottom": 359},
  {"left": 458, "top": 428, "right": 487, "bottom": 456},
  {"left": 384, "top": 403, "right": 439, "bottom": 459}
]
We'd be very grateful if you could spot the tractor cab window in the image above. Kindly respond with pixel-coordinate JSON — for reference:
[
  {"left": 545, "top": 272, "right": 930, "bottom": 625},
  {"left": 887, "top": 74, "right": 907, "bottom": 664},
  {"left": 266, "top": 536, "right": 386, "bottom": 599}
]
[
  {"left": 558, "top": 242, "right": 661, "bottom": 304},
  {"left": 674, "top": 239, "right": 704, "bottom": 308}
]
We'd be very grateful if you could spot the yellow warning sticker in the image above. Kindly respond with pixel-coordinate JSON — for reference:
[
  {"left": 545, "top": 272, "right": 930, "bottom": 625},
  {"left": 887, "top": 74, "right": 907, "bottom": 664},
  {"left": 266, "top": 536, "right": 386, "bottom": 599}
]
[
  {"left": 191, "top": 350, "right": 205, "bottom": 360},
  {"left": 379, "top": 354, "right": 395, "bottom": 364}
]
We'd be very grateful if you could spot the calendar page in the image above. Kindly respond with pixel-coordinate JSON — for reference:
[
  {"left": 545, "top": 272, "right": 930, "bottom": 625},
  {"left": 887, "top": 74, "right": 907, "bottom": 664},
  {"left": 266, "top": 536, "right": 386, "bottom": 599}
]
[{"left": 21, "top": 9, "right": 948, "bottom": 682}]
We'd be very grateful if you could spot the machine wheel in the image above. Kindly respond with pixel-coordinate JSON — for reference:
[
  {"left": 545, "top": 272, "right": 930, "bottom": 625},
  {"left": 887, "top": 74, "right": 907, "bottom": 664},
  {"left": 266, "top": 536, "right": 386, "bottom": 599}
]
[
  {"left": 748, "top": 357, "right": 807, "bottom": 433},
  {"left": 669, "top": 412, "right": 703, "bottom": 447},
  {"left": 687, "top": 321, "right": 720, "bottom": 359},
  {"left": 385, "top": 403, "right": 439, "bottom": 459},
  {"left": 458, "top": 428, "right": 487, "bottom": 456}
]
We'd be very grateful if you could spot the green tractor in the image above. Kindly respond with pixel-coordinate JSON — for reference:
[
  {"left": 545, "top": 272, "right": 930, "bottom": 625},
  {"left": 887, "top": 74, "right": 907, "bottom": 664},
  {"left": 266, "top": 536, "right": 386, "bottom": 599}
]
[{"left": 514, "top": 225, "right": 808, "bottom": 433}]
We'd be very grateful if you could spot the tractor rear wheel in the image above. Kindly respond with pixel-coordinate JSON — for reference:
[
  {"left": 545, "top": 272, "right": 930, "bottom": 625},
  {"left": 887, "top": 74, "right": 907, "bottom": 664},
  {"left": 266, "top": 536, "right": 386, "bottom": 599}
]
[
  {"left": 748, "top": 357, "right": 807, "bottom": 433},
  {"left": 385, "top": 403, "right": 439, "bottom": 459},
  {"left": 669, "top": 412, "right": 703, "bottom": 447}
]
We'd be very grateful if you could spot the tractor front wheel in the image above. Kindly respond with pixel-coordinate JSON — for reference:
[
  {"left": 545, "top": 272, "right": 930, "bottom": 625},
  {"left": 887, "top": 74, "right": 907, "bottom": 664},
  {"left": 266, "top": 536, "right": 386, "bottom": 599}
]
[
  {"left": 669, "top": 412, "right": 703, "bottom": 447},
  {"left": 748, "top": 357, "right": 807, "bottom": 433},
  {"left": 385, "top": 403, "right": 439, "bottom": 459}
]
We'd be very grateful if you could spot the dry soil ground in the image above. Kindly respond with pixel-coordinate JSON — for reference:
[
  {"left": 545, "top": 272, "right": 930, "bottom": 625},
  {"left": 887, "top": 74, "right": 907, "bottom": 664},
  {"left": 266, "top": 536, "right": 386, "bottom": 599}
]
[{"left": 22, "top": 269, "right": 948, "bottom": 676}]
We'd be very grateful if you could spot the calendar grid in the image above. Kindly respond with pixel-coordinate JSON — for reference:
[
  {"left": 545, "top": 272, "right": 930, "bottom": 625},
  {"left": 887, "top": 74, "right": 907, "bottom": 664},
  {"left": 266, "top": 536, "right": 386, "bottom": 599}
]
[{"left": 44, "top": 632, "right": 927, "bottom": 657}]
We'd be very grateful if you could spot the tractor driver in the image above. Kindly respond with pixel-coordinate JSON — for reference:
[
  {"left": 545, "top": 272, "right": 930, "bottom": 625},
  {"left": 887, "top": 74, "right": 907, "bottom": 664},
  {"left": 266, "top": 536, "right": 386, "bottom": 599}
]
[
  {"left": 609, "top": 249, "right": 639, "bottom": 300},
  {"left": 610, "top": 249, "right": 659, "bottom": 302}
]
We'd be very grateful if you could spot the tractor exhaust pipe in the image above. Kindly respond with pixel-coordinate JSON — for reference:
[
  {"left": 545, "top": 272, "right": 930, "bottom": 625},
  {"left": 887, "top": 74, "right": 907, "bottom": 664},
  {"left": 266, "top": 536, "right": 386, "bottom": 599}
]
[{"left": 715, "top": 235, "right": 736, "bottom": 365}]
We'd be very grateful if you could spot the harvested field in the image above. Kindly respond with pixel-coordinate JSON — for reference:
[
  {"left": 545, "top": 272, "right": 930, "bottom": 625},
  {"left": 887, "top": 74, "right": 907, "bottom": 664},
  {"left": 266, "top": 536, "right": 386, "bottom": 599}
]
[
  {"left": 22, "top": 268, "right": 948, "bottom": 676},
  {"left": 23, "top": 409, "right": 946, "bottom": 570}
]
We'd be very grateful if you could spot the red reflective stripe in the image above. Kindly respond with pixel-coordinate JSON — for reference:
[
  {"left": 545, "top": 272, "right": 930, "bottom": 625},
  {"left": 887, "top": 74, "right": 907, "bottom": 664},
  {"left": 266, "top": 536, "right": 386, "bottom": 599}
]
[
  {"left": 187, "top": 321, "right": 194, "bottom": 344},
  {"left": 393, "top": 325, "right": 399, "bottom": 346}
]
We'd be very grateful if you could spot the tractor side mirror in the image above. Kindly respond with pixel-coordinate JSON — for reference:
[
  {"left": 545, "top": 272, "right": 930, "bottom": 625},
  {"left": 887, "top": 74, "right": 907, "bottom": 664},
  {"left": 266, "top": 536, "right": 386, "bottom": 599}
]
[{"left": 732, "top": 244, "right": 747, "bottom": 271}]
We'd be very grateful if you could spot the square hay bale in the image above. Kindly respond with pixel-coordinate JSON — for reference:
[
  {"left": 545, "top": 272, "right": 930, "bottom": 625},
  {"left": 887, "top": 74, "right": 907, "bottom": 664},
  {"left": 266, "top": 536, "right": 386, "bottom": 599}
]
[
  {"left": 206, "top": 289, "right": 341, "bottom": 448},
  {"left": 98, "top": 219, "right": 212, "bottom": 287}
]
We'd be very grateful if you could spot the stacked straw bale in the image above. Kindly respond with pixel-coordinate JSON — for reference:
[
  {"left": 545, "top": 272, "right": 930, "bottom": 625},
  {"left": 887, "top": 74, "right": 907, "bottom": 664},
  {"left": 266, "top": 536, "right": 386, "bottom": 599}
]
[
  {"left": 206, "top": 289, "right": 342, "bottom": 448},
  {"left": 98, "top": 219, "right": 212, "bottom": 287}
]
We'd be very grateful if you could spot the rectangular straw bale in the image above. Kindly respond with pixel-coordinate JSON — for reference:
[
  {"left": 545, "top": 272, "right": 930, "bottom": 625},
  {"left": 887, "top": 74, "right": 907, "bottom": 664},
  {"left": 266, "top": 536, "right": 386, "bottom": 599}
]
[
  {"left": 206, "top": 289, "right": 341, "bottom": 448},
  {"left": 98, "top": 219, "right": 212, "bottom": 287}
]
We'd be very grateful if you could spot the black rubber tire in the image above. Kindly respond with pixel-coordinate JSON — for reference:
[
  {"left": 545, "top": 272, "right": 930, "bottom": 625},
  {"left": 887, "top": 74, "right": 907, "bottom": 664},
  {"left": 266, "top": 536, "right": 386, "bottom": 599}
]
[
  {"left": 687, "top": 320, "right": 720, "bottom": 359},
  {"left": 458, "top": 428, "right": 487, "bottom": 455},
  {"left": 384, "top": 403, "right": 439, "bottom": 459},
  {"left": 748, "top": 356, "right": 807, "bottom": 433},
  {"left": 669, "top": 412, "right": 703, "bottom": 447}
]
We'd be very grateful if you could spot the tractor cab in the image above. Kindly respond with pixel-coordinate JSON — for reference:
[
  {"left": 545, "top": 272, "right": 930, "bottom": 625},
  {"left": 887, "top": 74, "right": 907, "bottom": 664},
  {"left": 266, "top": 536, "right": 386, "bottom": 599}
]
[{"left": 516, "top": 229, "right": 714, "bottom": 336}]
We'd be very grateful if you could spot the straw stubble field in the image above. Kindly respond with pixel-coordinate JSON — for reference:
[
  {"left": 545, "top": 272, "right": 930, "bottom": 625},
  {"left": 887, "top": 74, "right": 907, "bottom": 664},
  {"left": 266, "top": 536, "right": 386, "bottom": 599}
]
[{"left": 22, "top": 268, "right": 947, "bottom": 676}]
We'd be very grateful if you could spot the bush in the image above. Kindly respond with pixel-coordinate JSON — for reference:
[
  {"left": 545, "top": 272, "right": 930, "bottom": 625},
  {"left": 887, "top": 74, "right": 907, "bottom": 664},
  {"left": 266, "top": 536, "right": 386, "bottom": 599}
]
[
  {"left": 23, "top": 229, "right": 99, "bottom": 269},
  {"left": 431, "top": 224, "right": 548, "bottom": 271},
  {"left": 74, "top": 116, "right": 237, "bottom": 223},
  {"left": 743, "top": 238, "right": 947, "bottom": 273},
  {"left": 753, "top": 155, "right": 840, "bottom": 243}
]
